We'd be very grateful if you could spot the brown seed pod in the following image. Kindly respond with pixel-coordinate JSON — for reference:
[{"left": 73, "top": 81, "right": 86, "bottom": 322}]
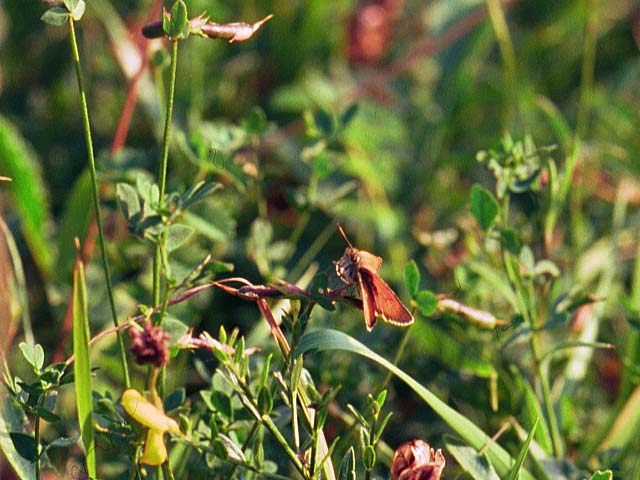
[{"left": 390, "top": 439, "right": 446, "bottom": 480}]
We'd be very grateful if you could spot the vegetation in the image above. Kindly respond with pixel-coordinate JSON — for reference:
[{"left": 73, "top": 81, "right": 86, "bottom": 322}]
[{"left": 0, "top": 0, "right": 638, "bottom": 479}]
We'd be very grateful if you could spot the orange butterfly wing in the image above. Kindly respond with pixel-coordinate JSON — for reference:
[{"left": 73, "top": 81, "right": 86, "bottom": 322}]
[{"left": 359, "top": 269, "right": 414, "bottom": 328}]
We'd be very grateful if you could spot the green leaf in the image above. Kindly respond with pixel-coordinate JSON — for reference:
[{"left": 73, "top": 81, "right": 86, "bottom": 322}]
[
  {"left": 181, "top": 181, "right": 222, "bottom": 209},
  {"left": 19, "top": 343, "right": 37, "bottom": 371},
  {"left": 64, "top": 0, "right": 86, "bottom": 20},
  {"left": 48, "top": 435, "right": 81, "bottom": 449},
  {"left": 34, "top": 345, "right": 45, "bottom": 372},
  {"left": 338, "top": 447, "right": 356, "bottom": 480},
  {"left": 242, "top": 107, "right": 268, "bottom": 134},
  {"left": 116, "top": 182, "right": 141, "bottom": 220},
  {"left": 8, "top": 433, "right": 38, "bottom": 462},
  {"left": 499, "top": 226, "right": 522, "bottom": 254},
  {"left": 363, "top": 444, "right": 376, "bottom": 470},
  {"left": 182, "top": 211, "right": 229, "bottom": 242},
  {"left": 165, "top": 224, "right": 194, "bottom": 252},
  {"left": 506, "top": 418, "right": 538, "bottom": 480},
  {"left": 470, "top": 184, "right": 499, "bottom": 231},
  {"left": 305, "top": 108, "right": 335, "bottom": 138},
  {"left": 0, "top": 386, "right": 36, "bottom": 480},
  {"left": 404, "top": 260, "right": 420, "bottom": 297},
  {"left": 534, "top": 259, "right": 561, "bottom": 278},
  {"left": 37, "top": 407, "right": 61, "bottom": 423},
  {"left": 41, "top": 7, "right": 70, "bottom": 26},
  {"left": 257, "top": 387, "right": 273, "bottom": 415},
  {"left": 162, "top": 316, "right": 190, "bottom": 344},
  {"left": 72, "top": 257, "right": 96, "bottom": 478},
  {"left": 164, "top": 388, "right": 186, "bottom": 412},
  {"left": 135, "top": 174, "right": 157, "bottom": 205},
  {"left": 446, "top": 436, "right": 500, "bottom": 480},
  {"left": 64, "top": 0, "right": 80, "bottom": 11},
  {"left": 517, "top": 376, "right": 553, "bottom": 455},
  {"left": 0, "top": 116, "right": 52, "bottom": 275},
  {"left": 163, "top": 0, "right": 189, "bottom": 39},
  {"left": 589, "top": 471, "right": 613, "bottom": 480},
  {"left": 415, "top": 290, "right": 438, "bottom": 316},
  {"left": 340, "top": 104, "right": 359, "bottom": 126},
  {"left": 293, "top": 329, "right": 535, "bottom": 480}
]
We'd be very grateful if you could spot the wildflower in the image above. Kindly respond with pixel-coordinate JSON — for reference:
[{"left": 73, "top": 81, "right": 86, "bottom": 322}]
[
  {"left": 129, "top": 320, "right": 170, "bottom": 368},
  {"left": 390, "top": 439, "right": 446, "bottom": 480},
  {"left": 121, "top": 389, "right": 181, "bottom": 466}
]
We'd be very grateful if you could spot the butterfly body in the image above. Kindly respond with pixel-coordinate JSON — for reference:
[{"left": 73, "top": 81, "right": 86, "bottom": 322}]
[{"left": 336, "top": 245, "right": 414, "bottom": 331}]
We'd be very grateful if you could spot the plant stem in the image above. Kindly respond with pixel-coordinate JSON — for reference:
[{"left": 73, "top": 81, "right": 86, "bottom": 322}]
[
  {"left": 68, "top": 17, "right": 130, "bottom": 388},
  {"left": 34, "top": 410, "right": 41, "bottom": 480},
  {"left": 261, "top": 414, "right": 308, "bottom": 477},
  {"left": 153, "top": 38, "right": 179, "bottom": 309},
  {"left": 486, "top": 0, "right": 518, "bottom": 125},
  {"left": 159, "top": 38, "right": 178, "bottom": 202},
  {"left": 499, "top": 193, "right": 563, "bottom": 457},
  {"left": 576, "top": 0, "right": 597, "bottom": 141},
  {"left": 163, "top": 461, "right": 175, "bottom": 480},
  {"left": 379, "top": 326, "right": 412, "bottom": 392}
]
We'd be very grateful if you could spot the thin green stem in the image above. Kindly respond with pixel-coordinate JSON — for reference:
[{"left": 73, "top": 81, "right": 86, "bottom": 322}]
[
  {"left": 576, "top": 0, "right": 597, "bottom": 141},
  {"left": 233, "top": 372, "right": 308, "bottom": 477},
  {"left": 536, "top": 357, "right": 563, "bottom": 458},
  {"left": 619, "top": 238, "right": 640, "bottom": 398},
  {"left": 498, "top": 193, "right": 563, "bottom": 457},
  {"left": 68, "top": 18, "right": 130, "bottom": 388},
  {"left": 159, "top": 39, "right": 178, "bottom": 200},
  {"left": 632, "top": 449, "right": 640, "bottom": 480},
  {"left": 154, "top": 38, "right": 179, "bottom": 310},
  {"left": 263, "top": 415, "right": 307, "bottom": 477},
  {"left": 379, "top": 326, "right": 412, "bottom": 393},
  {"left": 34, "top": 410, "right": 41, "bottom": 480},
  {"left": 163, "top": 461, "right": 175, "bottom": 480},
  {"left": 486, "top": 0, "right": 518, "bottom": 125},
  {"left": 228, "top": 422, "right": 260, "bottom": 479}
]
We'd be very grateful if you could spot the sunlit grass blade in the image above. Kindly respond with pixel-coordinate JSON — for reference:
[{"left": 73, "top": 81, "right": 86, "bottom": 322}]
[
  {"left": 72, "top": 251, "right": 96, "bottom": 477},
  {"left": 0, "top": 214, "right": 35, "bottom": 348},
  {"left": 294, "top": 329, "right": 535, "bottom": 480},
  {"left": 506, "top": 417, "right": 538, "bottom": 480},
  {"left": 0, "top": 115, "right": 52, "bottom": 276}
]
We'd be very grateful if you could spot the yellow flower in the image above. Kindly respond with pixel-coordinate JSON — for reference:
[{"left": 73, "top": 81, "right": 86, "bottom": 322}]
[{"left": 121, "top": 389, "right": 180, "bottom": 466}]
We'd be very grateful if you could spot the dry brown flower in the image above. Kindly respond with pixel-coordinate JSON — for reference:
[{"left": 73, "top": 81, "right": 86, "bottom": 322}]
[{"left": 391, "top": 439, "right": 446, "bottom": 480}]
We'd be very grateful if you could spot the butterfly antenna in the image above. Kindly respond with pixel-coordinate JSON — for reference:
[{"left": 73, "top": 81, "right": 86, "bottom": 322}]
[{"left": 336, "top": 223, "right": 353, "bottom": 248}]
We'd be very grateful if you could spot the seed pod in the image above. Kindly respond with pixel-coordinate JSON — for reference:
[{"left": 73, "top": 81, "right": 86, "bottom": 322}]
[{"left": 390, "top": 439, "right": 445, "bottom": 480}]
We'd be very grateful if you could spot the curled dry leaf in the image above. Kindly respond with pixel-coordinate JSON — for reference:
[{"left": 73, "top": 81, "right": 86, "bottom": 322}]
[
  {"left": 200, "top": 14, "right": 274, "bottom": 43},
  {"left": 142, "top": 14, "right": 273, "bottom": 42},
  {"left": 390, "top": 439, "right": 446, "bottom": 480}
]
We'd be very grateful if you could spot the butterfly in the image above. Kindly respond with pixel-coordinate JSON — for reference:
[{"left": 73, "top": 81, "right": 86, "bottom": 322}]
[{"left": 335, "top": 224, "right": 414, "bottom": 331}]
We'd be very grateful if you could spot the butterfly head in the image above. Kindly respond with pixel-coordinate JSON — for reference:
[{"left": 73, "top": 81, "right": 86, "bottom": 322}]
[{"left": 335, "top": 247, "right": 360, "bottom": 285}]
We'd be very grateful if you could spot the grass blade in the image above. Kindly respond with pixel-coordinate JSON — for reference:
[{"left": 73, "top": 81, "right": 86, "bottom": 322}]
[
  {"left": 506, "top": 417, "right": 538, "bottom": 480},
  {"left": 72, "top": 250, "right": 96, "bottom": 477},
  {"left": 294, "top": 329, "right": 535, "bottom": 480},
  {"left": 55, "top": 170, "right": 93, "bottom": 282},
  {"left": 0, "top": 115, "right": 52, "bottom": 276},
  {"left": 445, "top": 435, "right": 500, "bottom": 480}
]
